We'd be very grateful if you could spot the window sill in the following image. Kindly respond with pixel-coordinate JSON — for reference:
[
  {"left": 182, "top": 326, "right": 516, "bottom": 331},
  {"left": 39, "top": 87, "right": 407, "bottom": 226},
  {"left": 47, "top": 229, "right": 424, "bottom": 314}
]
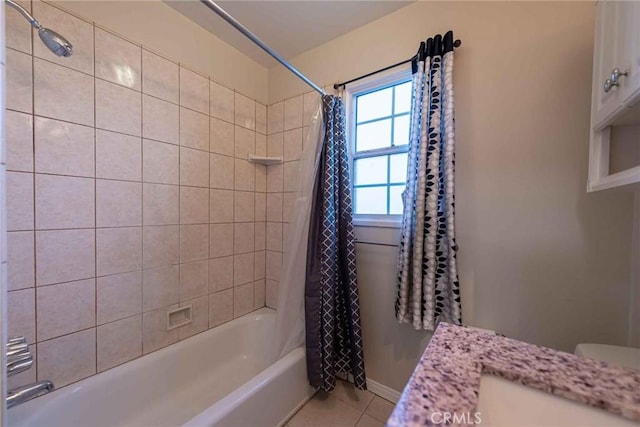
[{"left": 353, "top": 216, "right": 402, "bottom": 228}]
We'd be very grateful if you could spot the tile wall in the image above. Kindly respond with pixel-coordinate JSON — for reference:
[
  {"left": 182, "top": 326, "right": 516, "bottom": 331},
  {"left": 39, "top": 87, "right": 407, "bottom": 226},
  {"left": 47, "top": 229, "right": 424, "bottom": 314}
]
[{"left": 5, "top": 1, "right": 267, "bottom": 390}]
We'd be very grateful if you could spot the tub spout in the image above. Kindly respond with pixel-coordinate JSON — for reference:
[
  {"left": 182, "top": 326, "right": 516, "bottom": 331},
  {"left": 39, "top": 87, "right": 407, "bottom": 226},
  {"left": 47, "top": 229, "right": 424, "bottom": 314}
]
[{"left": 7, "top": 381, "right": 54, "bottom": 409}]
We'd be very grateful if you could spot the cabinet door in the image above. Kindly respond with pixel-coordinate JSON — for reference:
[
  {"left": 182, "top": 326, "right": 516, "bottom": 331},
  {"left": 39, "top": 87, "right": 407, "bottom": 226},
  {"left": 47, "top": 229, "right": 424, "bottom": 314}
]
[
  {"left": 592, "top": 1, "right": 625, "bottom": 128},
  {"left": 618, "top": 0, "right": 640, "bottom": 103}
]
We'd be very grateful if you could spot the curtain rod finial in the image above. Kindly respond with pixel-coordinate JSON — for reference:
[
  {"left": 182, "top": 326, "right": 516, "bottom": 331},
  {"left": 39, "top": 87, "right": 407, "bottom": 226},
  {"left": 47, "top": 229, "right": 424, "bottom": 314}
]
[{"left": 454, "top": 39, "right": 462, "bottom": 48}]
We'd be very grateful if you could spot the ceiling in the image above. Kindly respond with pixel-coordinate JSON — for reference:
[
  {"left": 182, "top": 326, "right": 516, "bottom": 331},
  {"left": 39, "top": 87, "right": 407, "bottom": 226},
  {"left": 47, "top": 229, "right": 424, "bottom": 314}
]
[{"left": 165, "top": 0, "right": 413, "bottom": 67}]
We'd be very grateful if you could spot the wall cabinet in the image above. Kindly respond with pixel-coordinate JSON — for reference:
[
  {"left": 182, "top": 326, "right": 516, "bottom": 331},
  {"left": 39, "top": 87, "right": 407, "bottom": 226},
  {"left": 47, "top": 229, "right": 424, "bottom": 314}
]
[{"left": 589, "top": 1, "right": 640, "bottom": 192}]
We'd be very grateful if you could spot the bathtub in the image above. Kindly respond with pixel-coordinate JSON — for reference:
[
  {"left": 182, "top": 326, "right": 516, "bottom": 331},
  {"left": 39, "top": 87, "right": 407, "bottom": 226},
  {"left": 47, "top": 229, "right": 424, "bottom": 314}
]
[{"left": 8, "top": 308, "right": 315, "bottom": 427}]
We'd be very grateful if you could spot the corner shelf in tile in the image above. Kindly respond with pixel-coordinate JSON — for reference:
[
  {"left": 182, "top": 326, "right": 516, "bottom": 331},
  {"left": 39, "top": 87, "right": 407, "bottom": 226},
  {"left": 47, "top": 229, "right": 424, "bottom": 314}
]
[{"left": 248, "top": 155, "right": 283, "bottom": 165}]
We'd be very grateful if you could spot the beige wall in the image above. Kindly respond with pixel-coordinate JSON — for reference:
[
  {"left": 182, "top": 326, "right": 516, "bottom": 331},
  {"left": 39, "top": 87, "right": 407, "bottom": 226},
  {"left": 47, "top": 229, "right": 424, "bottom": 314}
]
[
  {"left": 54, "top": 0, "right": 269, "bottom": 104},
  {"left": 269, "top": 1, "right": 635, "bottom": 391},
  {"left": 631, "top": 193, "right": 640, "bottom": 347}
]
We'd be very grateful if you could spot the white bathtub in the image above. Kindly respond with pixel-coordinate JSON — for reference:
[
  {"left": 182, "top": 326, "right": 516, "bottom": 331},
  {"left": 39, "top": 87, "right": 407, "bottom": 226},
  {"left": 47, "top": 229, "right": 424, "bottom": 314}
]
[{"left": 8, "top": 308, "right": 315, "bottom": 427}]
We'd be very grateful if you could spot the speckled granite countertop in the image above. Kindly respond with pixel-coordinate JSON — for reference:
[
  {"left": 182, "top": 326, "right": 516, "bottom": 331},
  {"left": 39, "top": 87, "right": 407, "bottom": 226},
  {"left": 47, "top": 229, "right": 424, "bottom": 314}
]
[{"left": 387, "top": 323, "right": 640, "bottom": 426}]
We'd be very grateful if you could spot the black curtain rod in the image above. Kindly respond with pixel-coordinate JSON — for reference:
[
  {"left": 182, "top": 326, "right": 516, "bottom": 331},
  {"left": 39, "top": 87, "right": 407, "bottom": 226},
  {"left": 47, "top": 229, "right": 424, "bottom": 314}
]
[{"left": 334, "top": 36, "right": 461, "bottom": 90}]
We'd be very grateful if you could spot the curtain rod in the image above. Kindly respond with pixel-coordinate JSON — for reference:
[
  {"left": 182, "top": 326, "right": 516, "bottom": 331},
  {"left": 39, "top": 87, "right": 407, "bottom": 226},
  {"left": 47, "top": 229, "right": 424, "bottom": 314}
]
[
  {"left": 334, "top": 38, "right": 461, "bottom": 90},
  {"left": 200, "top": 0, "right": 326, "bottom": 96}
]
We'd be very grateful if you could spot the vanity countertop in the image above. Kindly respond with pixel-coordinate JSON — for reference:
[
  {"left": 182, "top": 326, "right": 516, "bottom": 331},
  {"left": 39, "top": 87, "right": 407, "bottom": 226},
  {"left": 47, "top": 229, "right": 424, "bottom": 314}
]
[{"left": 387, "top": 323, "right": 640, "bottom": 427}]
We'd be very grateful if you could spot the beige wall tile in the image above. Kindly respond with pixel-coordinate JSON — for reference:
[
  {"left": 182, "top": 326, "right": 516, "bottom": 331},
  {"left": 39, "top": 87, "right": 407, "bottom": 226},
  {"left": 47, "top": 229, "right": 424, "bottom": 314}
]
[
  {"left": 255, "top": 193, "right": 266, "bottom": 222},
  {"left": 283, "top": 193, "right": 296, "bottom": 223},
  {"left": 267, "top": 132, "right": 284, "bottom": 158},
  {"left": 256, "top": 103, "right": 267, "bottom": 135},
  {"left": 235, "top": 93, "right": 255, "bottom": 130},
  {"left": 254, "top": 251, "right": 266, "bottom": 280},
  {"left": 284, "top": 96, "right": 303, "bottom": 131},
  {"left": 266, "top": 193, "right": 283, "bottom": 222},
  {"left": 180, "top": 147, "right": 209, "bottom": 188},
  {"left": 254, "top": 223, "right": 266, "bottom": 252},
  {"left": 179, "top": 67, "right": 208, "bottom": 114},
  {"left": 208, "top": 256, "right": 233, "bottom": 293},
  {"left": 209, "top": 223, "right": 233, "bottom": 258},
  {"left": 142, "top": 49, "right": 179, "bottom": 104},
  {"left": 142, "top": 265, "right": 179, "bottom": 311},
  {"left": 234, "top": 252, "right": 254, "bottom": 286},
  {"left": 34, "top": 58, "right": 94, "bottom": 127},
  {"left": 267, "top": 102, "right": 284, "bottom": 134},
  {"left": 95, "top": 28, "right": 141, "bottom": 90},
  {"left": 97, "top": 271, "right": 142, "bottom": 325},
  {"left": 180, "top": 224, "right": 209, "bottom": 263},
  {"left": 284, "top": 128, "right": 303, "bottom": 161},
  {"left": 32, "top": 2, "right": 94, "bottom": 74},
  {"left": 6, "top": 110, "right": 33, "bottom": 172},
  {"left": 267, "top": 164, "right": 283, "bottom": 193},
  {"left": 210, "top": 81, "right": 234, "bottom": 123},
  {"left": 284, "top": 161, "right": 300, "bottom": 192},
  {"left": 255, "top": 165, "right": 267, "bottom": 193},
  {"left": 142, "top": 225, "right": 179, "bottom": 268},
  {"left": 143, "top": 95, "right": 179, "bottom": 144},
  {"left": 210, "top": 117, "right": 235, "bottom": 156},
  {"left": 97, "top": 315, "right": 142, "bottom": 372},
  {"left": 209, "top": 289, "right": 233, "bottom": 328},
  {"left": 97, "top": 227, "right": 142, "bottom": 276},
  {"left": 142, "top": 305, "right": 179, "bottom": 354},
  {"left": 36, "top": 229, "right": 95, "bottom": 286},
  {"left": 143, "top": 139, "right": 179, "bottom": 185},
  {"left": 8, "top": 288, "right": 35, "bottom": 344},
  {"left": 6, "top": 48, "right": 33, "bottom": 114},
  {"left": 7, "top": 171, "right": 34, "bottom": 231},
  {"left": 234, "top": 159, "right": 255, "bottom": 191},
  {"left": 35, "top": 174, "right": 94, "bottom": 230},
  {"left": 254, "top": 280, "right": 265, "bottom": 310},
  {"left": 7, "top": 231, "right": 35, "bottom": 291},
  {"left": 234, "top": 126, "right": 255, "bottom": 160},
  {"left": 266, "top": 279, "right": 278, "bottom": 309},
  {"left": 283, "top": 222, "right": 294, "bottom": 254},
  {"left": 179, "top": 260, "right": 208, "bottom": 301},
  {"left": 209, "top": 189, "right": 233, "bottom": 224},
  {"left": 233, "top": 282, "right": 254, "bottom": 318},
  {"left": 234, "top": 191, "right": 255, "bottom": 223},
  {"left": 142, "top": 183, "right": 179, "bottom": 225},
  {"left": 96, "top": 130, "right": 142, "bottom": 182},
  {"left": 210, "top": 154, "right": 234, "bottom": 189},
  {"left": 6, "top": 0, "right": 32, "bottom": 54},
  {"left": 37, "top": 279, "right": 95, "bottom": 341},
  {"left": 179, "top": 295, "right": 208, "bottom": 339},
  {"left": 303, "top": 91, "right": 321, "bottom": 127},
  {"left": 255, "top": 133, "right": 267, "bottom": 157},
  {"left": 234, "top": 223, "right": 254, "bottom": 254},
  {"left": 34, "top": 117, "right": 94, "bottom": 177},
  {"left": 180, "top": 107, "right": 209, "bottom": 151},
  {"left": 180, "top": 186, "right": 209, "bottom": 225},
  {"left": 96, "top": 180, "right": 142, "bottom": 227},
  {"left": 37, "top": 329, "right": 96, "bottom": 388},
  {"left": 96, "top": 79, "right": 141, "bottom": 136},
  {"left": 266, "top": 251, "right": 282, "bottom": 281},
  {"left": 266, "top": 222, "right": 283, "bottom": 252}
]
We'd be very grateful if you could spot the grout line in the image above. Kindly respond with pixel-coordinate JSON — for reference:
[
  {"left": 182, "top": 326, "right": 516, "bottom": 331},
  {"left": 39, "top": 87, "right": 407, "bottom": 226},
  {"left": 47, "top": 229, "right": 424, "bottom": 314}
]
[{"left": 92, "top": 21, "right": 98, "bottom": 375}]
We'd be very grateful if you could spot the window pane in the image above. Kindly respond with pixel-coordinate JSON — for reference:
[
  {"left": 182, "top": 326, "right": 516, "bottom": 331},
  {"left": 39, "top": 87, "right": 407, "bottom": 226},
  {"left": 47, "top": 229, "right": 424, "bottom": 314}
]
[
  {"left": 389, "top": 153, "right": 408, "bottom": 183},
  {"left": 393, "top": 115, "right": 410, "bottom": 146},
  {"left": 355, "top": 156, "right": 388, "bottom": 186},
  {"left": 356, "top": 119, "right": 391, "bottom": 151},
  {"left": 394, "top": 81, "right": 412, "bottom": 114},
  {"left": 355, "top": 186, "right": 387, "bottom": 214},
  {"left": 389, "top": 185, "right": 405, "bottom": 215},
  {"left": 357, "top": 88, "right": 392, "bottom": 123}
]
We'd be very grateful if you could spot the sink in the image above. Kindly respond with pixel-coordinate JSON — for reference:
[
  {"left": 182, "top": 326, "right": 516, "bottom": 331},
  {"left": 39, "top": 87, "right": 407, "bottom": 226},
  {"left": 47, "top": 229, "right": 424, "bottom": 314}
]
[{"left": 477, "top": 375, "right": 639, "bottom": 427}]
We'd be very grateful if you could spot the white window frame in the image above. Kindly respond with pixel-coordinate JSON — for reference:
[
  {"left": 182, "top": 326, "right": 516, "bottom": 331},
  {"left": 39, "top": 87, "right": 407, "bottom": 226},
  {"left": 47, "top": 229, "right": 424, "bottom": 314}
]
[{"left": 345, "top": 66, "right": 413, "bottom": 228}]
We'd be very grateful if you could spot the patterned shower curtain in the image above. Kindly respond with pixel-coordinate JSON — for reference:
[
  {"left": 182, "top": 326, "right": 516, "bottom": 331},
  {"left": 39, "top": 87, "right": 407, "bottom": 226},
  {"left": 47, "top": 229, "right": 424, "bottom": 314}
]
[
  {"left": 305, "top": 95, "right": 367, "bottom": 392},
  {"left": 395, "top": 31, "right": 462, "bottom": 331}
]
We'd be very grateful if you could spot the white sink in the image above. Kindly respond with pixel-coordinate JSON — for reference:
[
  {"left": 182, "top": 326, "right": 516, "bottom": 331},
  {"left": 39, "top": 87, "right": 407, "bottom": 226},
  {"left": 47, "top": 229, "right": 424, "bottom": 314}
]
[{"left": 477, "top": 375, "right": 639, "bottom": 427}]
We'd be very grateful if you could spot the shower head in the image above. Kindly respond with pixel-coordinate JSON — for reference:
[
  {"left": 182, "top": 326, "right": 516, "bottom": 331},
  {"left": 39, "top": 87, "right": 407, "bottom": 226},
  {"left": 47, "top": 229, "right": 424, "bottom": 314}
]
[
  {"left": 5, "top": 0, "right": 73, "bottom": 57},
  {"left": 38, "top": 27, "right": 73, "bottom": 57}
]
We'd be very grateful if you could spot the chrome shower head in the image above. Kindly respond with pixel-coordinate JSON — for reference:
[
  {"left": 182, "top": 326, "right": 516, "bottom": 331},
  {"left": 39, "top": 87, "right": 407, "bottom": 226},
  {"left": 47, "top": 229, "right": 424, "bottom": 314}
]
[
  {"left": 5, "top": 0, "right": 73, "bottom": 57},
  {"left": 38, "top": 27, "right": 73, "bottom": 57}
]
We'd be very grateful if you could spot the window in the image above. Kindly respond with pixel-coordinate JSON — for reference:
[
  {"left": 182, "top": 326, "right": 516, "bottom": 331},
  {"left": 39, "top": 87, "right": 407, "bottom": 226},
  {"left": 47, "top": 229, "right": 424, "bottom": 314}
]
[{"left": 350, "top": 77, "right": 412, "bottom": 218}]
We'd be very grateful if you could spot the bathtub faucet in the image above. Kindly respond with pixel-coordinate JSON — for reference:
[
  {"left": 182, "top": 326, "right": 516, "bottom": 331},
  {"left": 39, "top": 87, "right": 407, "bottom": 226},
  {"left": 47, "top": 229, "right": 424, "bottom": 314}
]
[
  {"left": 5, "top": 336, "right": 55, "bottom": 408},
  {"left": 7, "top": 381, "right": 55, "bottom": 409}
]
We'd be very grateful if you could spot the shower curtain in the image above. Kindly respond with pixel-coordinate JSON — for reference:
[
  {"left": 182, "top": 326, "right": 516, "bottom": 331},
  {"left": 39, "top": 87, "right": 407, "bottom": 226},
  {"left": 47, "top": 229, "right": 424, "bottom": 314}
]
[{"left": 395, "top": 31, "right": 462, "bottom": 331}]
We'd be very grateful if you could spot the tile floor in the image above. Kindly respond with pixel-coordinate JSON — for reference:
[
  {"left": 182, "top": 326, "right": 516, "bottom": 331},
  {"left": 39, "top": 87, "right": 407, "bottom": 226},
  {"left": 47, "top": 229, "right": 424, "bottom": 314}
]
[{"left": 286, "top": 380, "right": 396, "bottom": 427}]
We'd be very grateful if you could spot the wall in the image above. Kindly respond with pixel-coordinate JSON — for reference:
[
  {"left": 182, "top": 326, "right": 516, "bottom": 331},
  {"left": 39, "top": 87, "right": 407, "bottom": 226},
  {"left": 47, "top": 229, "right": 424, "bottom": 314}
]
[
  {"left": 268, "top": 1, "right": 635, "bottom": 392},
  {"left": 5, "top": 0, "right": 267, "bottom": 390},
  {"left": 631, "top": 193, "right": 640, "bottom": 347}
]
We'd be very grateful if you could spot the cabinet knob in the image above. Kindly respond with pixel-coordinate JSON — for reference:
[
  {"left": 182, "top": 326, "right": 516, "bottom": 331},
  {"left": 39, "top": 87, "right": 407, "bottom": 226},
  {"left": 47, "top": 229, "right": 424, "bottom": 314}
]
[
  {"left": 611, "top": 68, "right": 628, "bottom": 83},
  {"left": 604, "top": 78, "right": 615, "bottom": 93}
]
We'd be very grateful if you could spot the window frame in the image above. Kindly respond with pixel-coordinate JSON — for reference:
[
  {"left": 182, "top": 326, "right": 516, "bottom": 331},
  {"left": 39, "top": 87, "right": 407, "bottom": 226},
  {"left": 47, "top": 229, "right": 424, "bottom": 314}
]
[{"left": 345, "top": 66, "right": 413, "bottom": 228}]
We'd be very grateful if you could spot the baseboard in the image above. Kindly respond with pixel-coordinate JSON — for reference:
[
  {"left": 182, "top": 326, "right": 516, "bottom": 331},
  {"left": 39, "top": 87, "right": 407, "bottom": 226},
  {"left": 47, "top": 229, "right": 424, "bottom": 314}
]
[{"left": 367, "top": 379, "right": 402, "bottom": 403}]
